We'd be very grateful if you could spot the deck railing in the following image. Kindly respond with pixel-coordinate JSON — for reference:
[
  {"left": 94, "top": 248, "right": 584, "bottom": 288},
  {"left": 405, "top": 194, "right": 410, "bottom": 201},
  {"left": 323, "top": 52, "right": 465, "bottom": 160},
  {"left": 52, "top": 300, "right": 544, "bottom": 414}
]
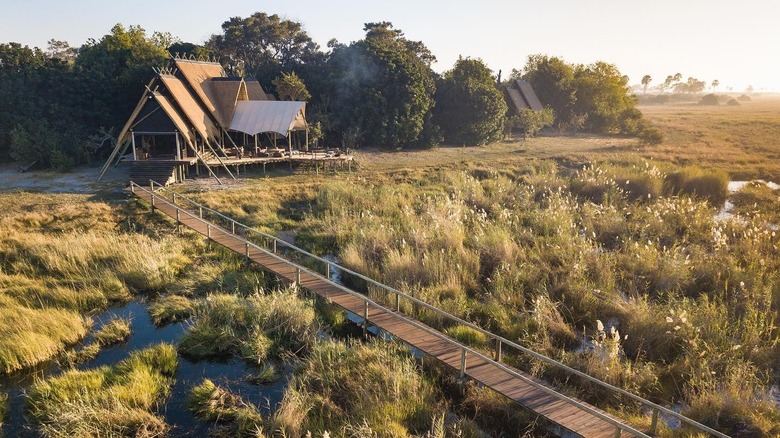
[{"left": 131, "top": 180, "right": 730, "bottom": 438}]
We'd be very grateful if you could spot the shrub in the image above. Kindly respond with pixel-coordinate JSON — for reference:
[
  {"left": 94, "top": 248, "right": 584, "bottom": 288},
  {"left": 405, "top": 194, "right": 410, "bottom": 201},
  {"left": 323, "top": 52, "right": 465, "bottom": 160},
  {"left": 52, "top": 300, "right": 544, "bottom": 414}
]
[
  {"left": 699, "top": 93, "right": 720, "bottom": 105},
  {"left": 638, "top": 127, "right": 664, "bottom": 145},
  {"left": 737, "top": 94, "right": 752, "bottom": 102},
  {"left": 727, "top": 98, "right": 740, "bottom": 106},
  {"left": 665, "top": 167, "right": 729, "bottom": 205}
]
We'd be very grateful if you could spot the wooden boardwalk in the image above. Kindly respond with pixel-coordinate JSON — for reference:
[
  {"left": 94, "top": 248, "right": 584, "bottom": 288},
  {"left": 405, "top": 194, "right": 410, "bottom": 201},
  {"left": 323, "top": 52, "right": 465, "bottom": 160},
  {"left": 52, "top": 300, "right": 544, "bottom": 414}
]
[{"left": 133, "top": 186, "right": 646, "bottom": 438}]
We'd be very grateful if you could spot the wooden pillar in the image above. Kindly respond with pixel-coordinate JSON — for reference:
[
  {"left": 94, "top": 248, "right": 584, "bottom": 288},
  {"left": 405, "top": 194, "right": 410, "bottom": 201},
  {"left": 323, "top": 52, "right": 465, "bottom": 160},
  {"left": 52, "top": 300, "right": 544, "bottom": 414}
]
[
  {"left": 131, "top": 133, "right": 137, "bottom": 161},
  {"left": 288, "top": 134, "right": 293, "bottom": 172},
  {"left": 175, "top": 132, "right": 181, "bottom": 161}
]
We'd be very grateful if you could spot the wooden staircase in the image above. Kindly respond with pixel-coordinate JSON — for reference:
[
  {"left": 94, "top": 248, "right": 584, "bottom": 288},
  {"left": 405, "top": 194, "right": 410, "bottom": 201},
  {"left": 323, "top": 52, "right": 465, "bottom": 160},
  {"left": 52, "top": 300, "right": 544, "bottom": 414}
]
[{"left": 129, "top": 161, "right": 177, "bottom": 186}]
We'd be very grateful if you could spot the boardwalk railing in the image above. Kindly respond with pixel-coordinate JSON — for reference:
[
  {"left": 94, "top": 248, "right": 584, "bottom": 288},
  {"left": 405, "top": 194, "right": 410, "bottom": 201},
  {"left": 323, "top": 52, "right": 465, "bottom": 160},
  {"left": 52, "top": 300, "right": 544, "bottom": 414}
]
[{"left": 132, "top": 180, "right": 730, "bottom": 438}]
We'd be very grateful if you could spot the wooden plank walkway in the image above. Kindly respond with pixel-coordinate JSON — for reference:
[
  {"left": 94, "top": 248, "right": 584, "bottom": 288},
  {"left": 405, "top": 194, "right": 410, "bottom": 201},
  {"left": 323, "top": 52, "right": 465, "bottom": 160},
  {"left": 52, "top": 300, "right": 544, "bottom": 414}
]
[{"left": 132, "top": 187, "right": 642, "bottom": 438}]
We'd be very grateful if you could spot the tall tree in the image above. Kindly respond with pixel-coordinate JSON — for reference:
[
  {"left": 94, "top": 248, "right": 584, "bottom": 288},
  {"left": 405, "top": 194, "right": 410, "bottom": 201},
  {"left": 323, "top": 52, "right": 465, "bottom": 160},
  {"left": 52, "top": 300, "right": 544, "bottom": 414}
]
[
  {"left": 74, "top": 24, "right": 171, "bottom": 130},
  {"left": 325, "top": 22, "right": 439, "bottom": 148},
  {"left": 711, "top": 79, "right": 719, "bottom": 91},
  {"left": 207, "top": 13, "right": 321, "bottom": 86},
  {"left": 434, "top": 57, "right": 507, "bottom": 145},
  {"left": 641, "top": 74, "right": 652, "bottom": 94},
  {"left": 522, "top": 54, "right": 576, "bottom": 124},
  {"left": 572, "top": 61, "right": 637, "bottom": 133}
]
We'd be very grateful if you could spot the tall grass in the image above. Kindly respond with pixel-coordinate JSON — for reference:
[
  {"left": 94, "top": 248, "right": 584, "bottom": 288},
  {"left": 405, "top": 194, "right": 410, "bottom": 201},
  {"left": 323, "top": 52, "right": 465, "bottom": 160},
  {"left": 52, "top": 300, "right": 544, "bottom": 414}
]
[
  {"left": 292, "top": 160, "right": 780, "bottom": 433},
  {"left": 188, "top": 379, "right": 264, "bottom": 436},
  {"left": 270, "top": 339, "right": 439, "bottom": 436},
  {"left": 179, "top": 286, "right": 318, "bottom": 363},
  {"left": 27, "top": 343, "right": 177, "bottom": 437}
]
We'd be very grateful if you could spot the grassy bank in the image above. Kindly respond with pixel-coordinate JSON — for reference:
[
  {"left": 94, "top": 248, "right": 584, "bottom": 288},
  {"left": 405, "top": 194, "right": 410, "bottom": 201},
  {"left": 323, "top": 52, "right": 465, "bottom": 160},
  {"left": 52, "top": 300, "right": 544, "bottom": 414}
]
[
  {"left": 27, "top": 343, "right": 177, "bottom": 437},
  {"left": 282, "top": 160, "right": 780, "bottom": 436}
]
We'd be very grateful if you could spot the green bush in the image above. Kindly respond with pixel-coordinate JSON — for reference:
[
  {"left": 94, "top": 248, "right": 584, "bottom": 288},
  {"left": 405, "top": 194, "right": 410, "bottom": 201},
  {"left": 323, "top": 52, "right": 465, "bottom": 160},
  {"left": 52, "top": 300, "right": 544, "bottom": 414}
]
[
  {"left": 638, "top": 127, "right": 664, "bottom": 145},
  {"left": 699, "top": 93, "right": 720, "bottom": 106}
]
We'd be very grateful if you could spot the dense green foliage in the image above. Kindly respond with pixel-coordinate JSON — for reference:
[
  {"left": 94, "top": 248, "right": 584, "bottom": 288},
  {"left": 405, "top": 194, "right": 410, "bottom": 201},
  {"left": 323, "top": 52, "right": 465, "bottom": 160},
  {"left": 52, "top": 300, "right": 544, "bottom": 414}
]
[
  {"left": 326, "top": 22, "right": 439, "bottom": 149},
  {"left": 2, "top": 14, "right": 660, "bottom": 168},
  {"left": 434, "top": 57, "right": 506, "bottom": 145},
  {"left": 521, "top": 54, "right": 655, "bottom": 136}
]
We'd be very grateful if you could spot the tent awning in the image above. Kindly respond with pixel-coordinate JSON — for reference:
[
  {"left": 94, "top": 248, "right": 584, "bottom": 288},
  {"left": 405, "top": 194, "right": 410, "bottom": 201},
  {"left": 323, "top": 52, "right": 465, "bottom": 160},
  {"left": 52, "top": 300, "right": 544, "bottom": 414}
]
[{"left": 229, "top": 101, "right": 307, "bottom": 136}]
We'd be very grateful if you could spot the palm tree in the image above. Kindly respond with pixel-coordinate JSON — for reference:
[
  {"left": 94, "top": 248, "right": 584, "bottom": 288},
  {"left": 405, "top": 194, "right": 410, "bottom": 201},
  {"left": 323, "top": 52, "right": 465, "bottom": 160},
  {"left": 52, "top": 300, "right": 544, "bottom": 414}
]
[{"left": 641, "top": 75, "right": 652, "bottom": 95}]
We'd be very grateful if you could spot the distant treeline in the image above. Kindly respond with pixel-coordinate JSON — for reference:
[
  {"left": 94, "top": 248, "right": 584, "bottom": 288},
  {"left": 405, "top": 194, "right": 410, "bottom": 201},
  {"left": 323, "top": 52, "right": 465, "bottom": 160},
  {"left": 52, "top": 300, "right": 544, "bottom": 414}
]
[{"left": 0, "top": 14, "right": 656, "bottom": 170}]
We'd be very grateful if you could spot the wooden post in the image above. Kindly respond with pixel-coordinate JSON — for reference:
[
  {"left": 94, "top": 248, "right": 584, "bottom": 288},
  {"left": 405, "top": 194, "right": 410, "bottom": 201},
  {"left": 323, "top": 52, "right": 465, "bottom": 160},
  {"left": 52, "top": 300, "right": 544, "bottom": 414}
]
[
  {"left": 172, "top": 193, "right": 177, "bottom": 204},
  {"left": 231, "top": 220, "right": 235, "bottom": 234},
  {"left": 460, "top": 348, "right": 467, "bottom": 380},
  {"left": 175, "top": 209, "right": 180, "bottom": 230},
  {"left": 150, "top": 191, "right": 155, "bottom": 211},
  {"left": 495, "top": 338, "right": 502, "bottom": 362},
  {"left": 207, "top": 224, "right": 211, "bottom": 238},
  {"left": 613, "top": 427, "right": 622, "bottom": 438},
  {"left": 199, "top": 206, "right": 203, "bottom": 218},
  {"left": 131, "top": 132, "right": 137, "bottom": 161},
  {"left": 325, "top": 262, "right": 331, "bottom": 279},
  {"left": 296, "top": 266, "right": 301, "bottom": 285},
  {"left": 396, "top": 293, "right": 400, "bottom": 312},
  {"left": 649, "top": 408, "right": 659, "bottom": 435},
  {"left": 273, "top": 239, "right": 277, "bottom": 253},
  {"left": 245, "top": 241, "right": 250, "bottom": 260},
  {"left": 363, "top": 301, "right": 369, "bottom": 338}
]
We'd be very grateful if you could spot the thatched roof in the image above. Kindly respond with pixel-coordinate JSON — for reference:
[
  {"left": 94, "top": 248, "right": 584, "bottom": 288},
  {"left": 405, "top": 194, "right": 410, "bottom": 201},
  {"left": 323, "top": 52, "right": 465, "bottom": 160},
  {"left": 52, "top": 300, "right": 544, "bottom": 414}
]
[
  {"left": 245, "top": 80, "right": 269, "bottom": 101},
  {"left": 506, "top": 79, "right": 543, "bottom": 112},
  {"left": 173, "top": 58, "right": 226, "bottom": 118},
  {"left": 153, "top": 92, "right": 196, "bottom": 147},
  {"left": 204, "top": 79, "right": 245, "bottom": 127},
  {"left": 159, "top": 75, "right": 219, "bottom": 141}
]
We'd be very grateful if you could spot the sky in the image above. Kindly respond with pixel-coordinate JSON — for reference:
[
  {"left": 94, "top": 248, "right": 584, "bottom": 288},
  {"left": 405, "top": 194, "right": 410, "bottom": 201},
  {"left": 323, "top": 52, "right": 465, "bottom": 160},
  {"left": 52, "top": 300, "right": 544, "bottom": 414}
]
[{"left": 2, "top": 0, "right": 779, "bottom": 92}]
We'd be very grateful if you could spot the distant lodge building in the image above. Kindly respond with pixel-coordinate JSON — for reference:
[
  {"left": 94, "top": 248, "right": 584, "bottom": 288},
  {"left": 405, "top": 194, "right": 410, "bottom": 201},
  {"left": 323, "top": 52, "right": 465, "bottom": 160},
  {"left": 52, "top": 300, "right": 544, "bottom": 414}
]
[
  {"left": 100, "top": 57, "right": 350, "bottom": 185},
  {"left": 504, "top": 79, "right": 544, "bottom": 113}
]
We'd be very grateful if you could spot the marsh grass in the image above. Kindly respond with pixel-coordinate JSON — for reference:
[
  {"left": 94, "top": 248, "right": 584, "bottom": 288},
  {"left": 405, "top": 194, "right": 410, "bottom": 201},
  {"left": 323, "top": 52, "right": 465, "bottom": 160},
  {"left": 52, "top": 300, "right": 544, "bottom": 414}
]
[
  {"left": 279, "top": 159, "right": 780, "bottom": 433},
  {"left": 178, "top": 287, "right": 318, "bottom": 363},
  {"left": 94, "top": 317, "right": 132, "bottom": 346},
  {"left": 731, "top": 181, "right": 780, "bottom": 225},
  {"left": 27, "top": 343, "right": 177, "bottom": 437},
  {"left": 270, "top": 339, "right": 439, "bottom": 436},
  {"left": 665, "top": 166, "right": 729, "bottom": 205},
  {"left": 0, "top": 299, "right": 89, "bottom": 374},
  {"left": 0, "top": 390, "right": 7, "bottom": 428},
  {"left": 148, "top": 295, "right": 196, "bottom": 325},
  {"left": 248, "top": 363, "right": 280, "bottom": 385}
]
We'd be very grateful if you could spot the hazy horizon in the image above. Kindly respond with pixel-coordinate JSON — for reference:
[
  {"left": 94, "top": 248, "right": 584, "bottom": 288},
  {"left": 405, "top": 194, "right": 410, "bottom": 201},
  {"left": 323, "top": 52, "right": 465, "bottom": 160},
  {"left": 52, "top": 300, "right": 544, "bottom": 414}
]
[{"left": 2, "top": 0, "right": 778, "bottom": 92}]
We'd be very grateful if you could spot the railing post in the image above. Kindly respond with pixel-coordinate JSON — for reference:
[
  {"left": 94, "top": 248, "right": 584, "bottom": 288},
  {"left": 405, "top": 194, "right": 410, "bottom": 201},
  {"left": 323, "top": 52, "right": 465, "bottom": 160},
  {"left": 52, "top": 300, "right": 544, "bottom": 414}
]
[
  {"left": 130, "top": 183, "right": 135, "bottom": 194},
  {"left": 460, "top": 348, "right": 467, "bottom": 380},
  {"left": 495, "top": 338, "right": 502, "bottom": 362},
  {"left": 396, "top": 293, "right": 400, "bottom": 312},
  {"left": 363, "top": 300, "right": 369, "bottom": 338},
  {"left": 150, "top": 192, "right": 155, "bottom": 211},
  {"left": 207, "top": 224, "right": 211, "bottom": 238},
  {"left": 150, "top": 180, "right": 154, "bottom": 193},
  {"left": 613, "top": 427, "right": 622, "bottom": 438},
  {"left": 273, "top": 239, "right": 277, "bottom": 253},
  {"left": 326, "top": 262, "right": 331, "bottom": 279},
  {"left": 231, "top": 220, "right": 235, "bottom": 234},
  {"left": 649, "top": 408, "right": 659, "bottom": 435},
  {"left": 296, "top": 266, "right": 301, "bottom": 285},
  {"left": 199, "top": 206, "right": 203, "bottom": 218},
  {"left": 172, "top": 192, "right": 177, "bottom": 204},
  {"left": 175, "top": 209, "right": 180, "bottom": 231},
  {"left": 245, "top": 241, "right": 250, "bottom": 259}
]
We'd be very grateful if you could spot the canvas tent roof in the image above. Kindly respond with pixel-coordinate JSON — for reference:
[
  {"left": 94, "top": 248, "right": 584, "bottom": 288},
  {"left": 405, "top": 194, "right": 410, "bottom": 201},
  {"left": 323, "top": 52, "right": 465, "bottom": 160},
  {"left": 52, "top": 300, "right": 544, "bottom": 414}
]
[
  {"left": 506, "top": 79, "right": 544, "bottom": 111},
  {"left": 230, "top": 101, "right": 307, "bottom": 136}
]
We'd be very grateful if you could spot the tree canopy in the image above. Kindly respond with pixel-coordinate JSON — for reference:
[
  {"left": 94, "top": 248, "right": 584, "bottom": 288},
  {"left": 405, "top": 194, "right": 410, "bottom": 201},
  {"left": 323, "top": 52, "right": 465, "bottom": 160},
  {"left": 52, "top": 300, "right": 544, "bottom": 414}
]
[
  {"left": 434, "top": 57, "right": 506, "bottom": 145},
  {"left": 325, "top": 22, "right": 438, "bottom": 149}
]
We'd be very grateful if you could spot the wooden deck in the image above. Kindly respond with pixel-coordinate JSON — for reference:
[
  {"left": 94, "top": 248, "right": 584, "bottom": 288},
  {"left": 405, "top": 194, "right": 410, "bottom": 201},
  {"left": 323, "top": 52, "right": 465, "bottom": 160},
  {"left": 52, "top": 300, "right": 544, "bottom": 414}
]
[{"left": 132, "top": 187, "right": 644, "bottom": 438}]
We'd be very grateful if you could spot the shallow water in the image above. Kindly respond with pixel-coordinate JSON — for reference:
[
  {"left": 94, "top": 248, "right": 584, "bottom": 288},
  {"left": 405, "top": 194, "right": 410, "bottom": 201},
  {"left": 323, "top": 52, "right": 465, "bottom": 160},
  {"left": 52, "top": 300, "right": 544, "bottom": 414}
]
[{"left": 1, "top": 299, "right": 290, "bottom": 437}]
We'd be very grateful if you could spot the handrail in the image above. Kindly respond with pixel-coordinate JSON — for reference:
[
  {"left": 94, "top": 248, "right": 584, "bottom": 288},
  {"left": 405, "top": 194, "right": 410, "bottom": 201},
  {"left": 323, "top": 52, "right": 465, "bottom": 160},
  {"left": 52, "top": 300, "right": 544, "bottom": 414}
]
[{"left": 134, "top": 181, "right": 731, "bottom": 438}]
